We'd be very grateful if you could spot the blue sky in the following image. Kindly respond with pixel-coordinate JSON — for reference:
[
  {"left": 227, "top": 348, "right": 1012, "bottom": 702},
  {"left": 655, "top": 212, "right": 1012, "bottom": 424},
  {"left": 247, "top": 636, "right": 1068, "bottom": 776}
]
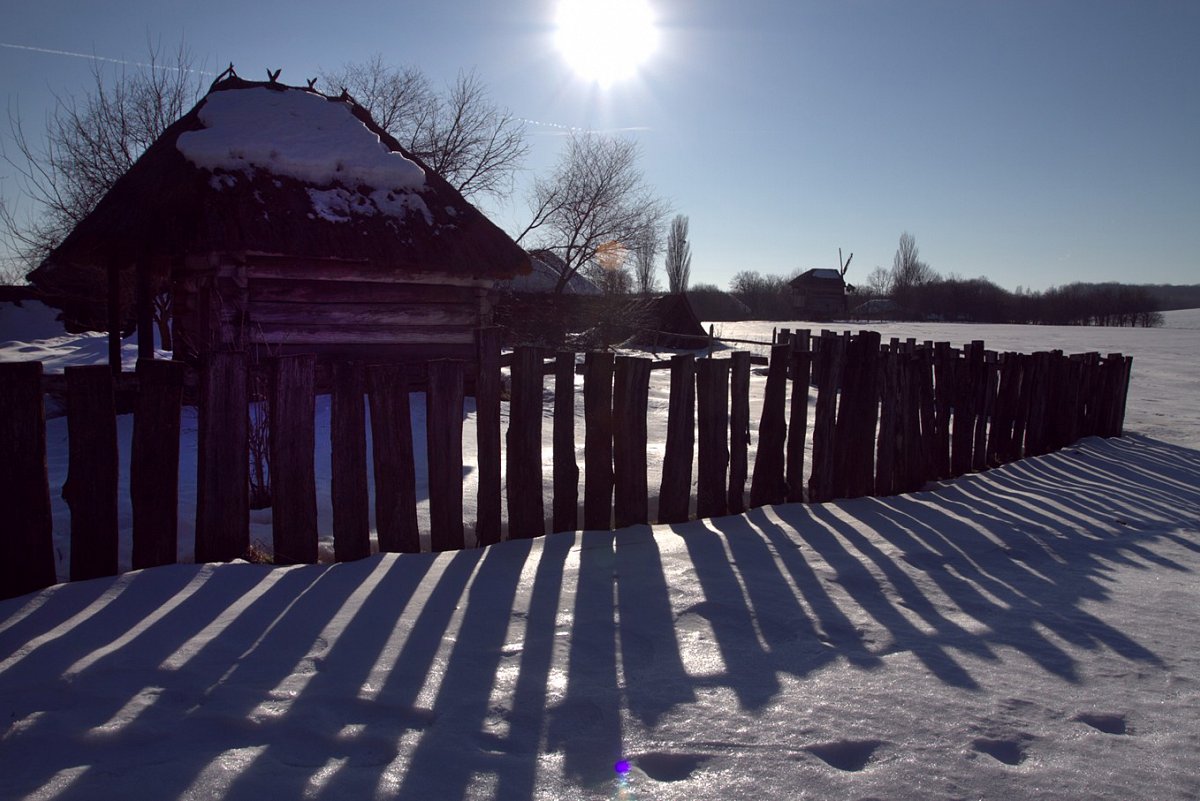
[{"left": 2, "top": 0, "right": 1197, "bottom": 292}]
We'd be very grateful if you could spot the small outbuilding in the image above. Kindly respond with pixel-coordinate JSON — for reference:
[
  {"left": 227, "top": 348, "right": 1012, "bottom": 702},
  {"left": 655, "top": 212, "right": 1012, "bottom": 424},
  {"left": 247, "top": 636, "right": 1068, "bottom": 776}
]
[
  {"left": 789, "top": 268, "right": 847, "bottom": 321},
  {"left": 28, "top": 72, "right": 529, "bottom": 369}
]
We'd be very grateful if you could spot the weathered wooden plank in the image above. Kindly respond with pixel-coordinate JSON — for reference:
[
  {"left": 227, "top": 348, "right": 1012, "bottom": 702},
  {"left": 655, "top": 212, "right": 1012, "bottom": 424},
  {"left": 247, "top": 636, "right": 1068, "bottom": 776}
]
[
  {"left": 900, "top": 349, "right": 926, "bottom": 492},
  {"left": 750, "top": 344, "right": 791, "bottom": 507},
  {"left": 507, "top": 347, "right": 545, "bottom": 539},
  {"left": 247, "top": 301, "right": 477, "bottom": 327},
  {"left": 250, "top": 323, "right": 475, "bottom": 346},
  {"left": 583, "top": 352, "right": 615, "bottom": 531},
  {"left": 1024, "top": 352, "right": 1051, "bottom": 456},
  {"left": 786, "top": 349, "right": 812, "bottom": 502},
  {"left": 1115, "top": 355, "right": 1133, "bottom": 437},
  {"left": 950, "top": 345, "right": 977, "bottom": 476},
  {"left": 0, "top": 362, "right": 56, "bottom": 599},
  {"left": 696, "top": 358, "right": 730, "bottom": 519},
  {"left": 249, "top": 277, "right": 487, "bottom": 304},
  {"left": 196, "top": 351, "right": 249, "bottom": 563},
  {"left": 136, "top": 264, "right": 155, "bottom": 362},
  {"left": 808, "top": 333, "right": 845, "bottom": 503},
  {"left": 845, "top": 331, "right": 882, "bottom": 498},
  {"left": 932, "top": 342, "right": 954, "bottom": 479},
  {"left": 915, "top": 346, "right": 937, "bottom": 480},
  {"left": 831, "top": 333, "right": 862, "bottom": 499},
  {"left": 131, "top": 359, "right": 183, "bottom": 570},
  {"left": 553, "top": 351, "right": 580, "bottom": 533},
  {"left": 728, "top": 351, "right": 752, "bottom": 513},
  {"left": 331, "top": 362, "right": 371, "bottom": 561},
  {"left": 658, "top": 353, "right": 696, "bottom": 524},
  {"left": 367, "top": 364, "right": 420, "bottom": 553},
  {"left": 875, "top": 348, "right": 899, "bottom": 496},
  {"left": 270, "top": 354, "right": 318, "bottom": 565},
  {"left": 64, "top": 365, "right": 119, "bottom": 581},
  {"left": 475, "top": 328, "right": 503, "bottom": 546},
  {"left": 613, "top": 356, "right": 651, "bottom": 528},
  {"left": 427, "top": 360, "right": 466, "bottom": 551},
  {"left": 107, "top": 261, "right": 121, "bottom": 375},
  {"left": 244, "top": 257, "right": 490, "bottom": 288}
]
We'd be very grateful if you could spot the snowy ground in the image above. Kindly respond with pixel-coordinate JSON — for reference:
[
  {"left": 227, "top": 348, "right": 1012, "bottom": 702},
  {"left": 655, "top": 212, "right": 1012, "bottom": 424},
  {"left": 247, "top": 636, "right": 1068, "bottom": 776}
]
[{"left": 2, "top": 303, "right": 1199, "bottom": 799}]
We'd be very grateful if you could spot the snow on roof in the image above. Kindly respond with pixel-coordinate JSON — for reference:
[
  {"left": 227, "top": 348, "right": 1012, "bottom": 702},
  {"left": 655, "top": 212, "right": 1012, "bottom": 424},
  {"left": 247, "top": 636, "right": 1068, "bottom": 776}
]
[{"left": 176, "top": 87, "right": 425, "bottom": 192}]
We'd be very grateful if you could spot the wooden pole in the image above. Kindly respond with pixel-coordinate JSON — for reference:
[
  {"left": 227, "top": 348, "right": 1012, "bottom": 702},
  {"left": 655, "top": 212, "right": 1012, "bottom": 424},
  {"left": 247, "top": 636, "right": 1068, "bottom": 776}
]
[
  {"left": 107, "top": 259, "right": 122, "bottom": 375},
  {"left": 427, "top": 360, "right": 466, "bottom": 551},
  {"left": 331, "top": 362, "right": 371, "bottom": 561},
  {"left": 507, "top": 347, "right": 545, "bottom": 539},
  {"left": 786, "top": 348, "right": 812, "bottom": 502},
  {"left": 552, "top": 351, "right": 579, "bottom": 533},
  {"left": 270, "top": 354, "right": 318, "bottom": 565},
  {"left": 696, "top": 358, "right": 730, "bottom": 519},
  {"left": 367, "top": 364, "right": 420, "bottom": 553},
  {"left": 131, "top": 358, "right": 184, "bottom": 570},
  {"left": 750, "top": 343, "right": 790, "bottom": 507},
  {"left": 613, "top": 356, "right": 651, "bottom": 528},
  {"left": 0, "top": 362, "right": 56, "bottom": 599},
  {"left": 64, "top": 365, "right": 119, "bottom": 580},
  {"left": 196, "top": 351, "right": 249, "bottom": 563},
  {"left": 583, "top": 352, "right": 615, "bottom": 530},
  {"left": 474, "top": 328, "right": 502, "bottom": 546},
  {"left": 728, "top": 351, "right": 752, "bottom": 513},
  {"left": 136, "top": 261, "right": 155, "bottom": 362},
  {"left": 658, "top": 353, "right": 696, "bottom": 524},
  {"left": 809, "top": 333, "right": 845, "bottom": 503}
]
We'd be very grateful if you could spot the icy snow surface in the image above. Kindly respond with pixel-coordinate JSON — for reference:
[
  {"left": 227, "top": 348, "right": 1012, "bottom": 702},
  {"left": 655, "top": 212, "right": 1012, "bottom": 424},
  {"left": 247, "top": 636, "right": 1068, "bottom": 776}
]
[
  {"left": 176, "top": 87, "right": 425, "bottom": 193},
  {"left": 1, "top": 309, "right": 1199, "bottom": 799}
]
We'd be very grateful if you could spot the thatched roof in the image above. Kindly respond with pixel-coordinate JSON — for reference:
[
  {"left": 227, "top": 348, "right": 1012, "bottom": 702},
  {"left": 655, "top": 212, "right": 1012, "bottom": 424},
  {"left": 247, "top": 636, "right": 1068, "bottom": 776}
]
[{"left": 29, "top": 74, "right": 529, "bottom": 327}]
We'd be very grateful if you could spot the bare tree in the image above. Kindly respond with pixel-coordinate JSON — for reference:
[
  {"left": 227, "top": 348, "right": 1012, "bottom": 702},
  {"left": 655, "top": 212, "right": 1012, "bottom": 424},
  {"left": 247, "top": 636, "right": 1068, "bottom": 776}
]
[
  {"left": 515, "top": 132, "right": 667, "bottom": 294},
  {"left": 632, "top": 220, "right": 661, "bottom": 294},
  {"left": 320, "top": 59, "right": 527, "bottom": 202},
  {"left": 890, "top": 231, "right": 936, "bottom": 291},
  {"left": 2, "top": 40, "right": 204, "bottom": 273},
  {"left": 664, "top": 213, "right": 692, "bottom": 293},
  {"left": 865, "top": 265, "right": 893, "bottom": 297}
]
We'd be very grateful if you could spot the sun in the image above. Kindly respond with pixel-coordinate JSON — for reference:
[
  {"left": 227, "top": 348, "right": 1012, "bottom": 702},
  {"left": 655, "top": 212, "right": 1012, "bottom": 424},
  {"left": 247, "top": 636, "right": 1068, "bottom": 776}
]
[{"left": 554, "top": 0, "right": 658, "bottom": 87}]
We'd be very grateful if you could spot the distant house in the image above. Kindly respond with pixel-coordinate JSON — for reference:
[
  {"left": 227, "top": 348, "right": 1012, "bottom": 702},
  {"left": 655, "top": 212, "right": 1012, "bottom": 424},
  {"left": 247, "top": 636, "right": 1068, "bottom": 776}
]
[
  {"left": 499, "top": 249, "right": 601, "bottom": 295},
  {"left": 789, "top": 268, "right": 847, "bottom": 320},
  {"left": 28, "top": 72, "right": 529, "bottom": 368}
]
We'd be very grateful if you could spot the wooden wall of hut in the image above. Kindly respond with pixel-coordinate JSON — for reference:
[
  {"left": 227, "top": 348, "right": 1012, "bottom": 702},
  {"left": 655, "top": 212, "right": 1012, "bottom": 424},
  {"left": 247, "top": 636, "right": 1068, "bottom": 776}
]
[{"left": 171, "top": 252, "right": 494, "bottom": 367}]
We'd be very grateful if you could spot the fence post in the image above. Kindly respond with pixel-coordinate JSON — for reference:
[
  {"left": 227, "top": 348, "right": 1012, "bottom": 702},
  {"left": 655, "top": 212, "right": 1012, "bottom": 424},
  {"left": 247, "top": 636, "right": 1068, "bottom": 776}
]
[
  {"left": 0, "top": 362, "right": 56, "bottom": 599},
  {"left": 331, "top": 361, "right": 370, "bottom": 561},
  {"left": 63, "top": 364, "right": 119, "bottom": 581},
  {"left": 196, "top": 351, "right": 249, "bottom": 563},
  {"left": 613, "top": 356, "right": 651, "bottom": 528},
  {"left": 1115, "top": 356, "right": 1133, "bottom": 436},
  {"left": 658, "top": 353, "right": 696, "bottom": 524},
  {"left": 750, "top": 344, "right": 790, "bottom": 507},
  {"left": 475, "top": 328, "right": 502, "bottom": 546},
  {"left": 367, "top": 364, "right": 420, "bottom": 553},
  {"left": 875, "top": 346, "right": 899, "bottom": 496},
  {"left": 553, "top": 352, "right": 579, "bottom": 533},
  {"left": 950, "top": 345, "right": 976, "bottom": 475},
  {"left": 583, "top": 352, "right": 615, "bottom": 530},
  {"left": 696, "top": 358, "right": 730, "bottom": 519},
  {"left": 507, "top": 347, "right": 545, "bottom": 539},
  {"left": 786, "top": 347, "right": 812, "bottom": 502},
  {"left": 428, "top": 359, "right": 466, "bottom": 551},
  {"left": 809, "top": 333, "right": 845, "bottom": 503},
  {"left": 270, "top": 354, "right": 318, "bottom": 565},
  {"left": 728, "top": 351, "right": 751, "bottom": 513},
  {"left": 932, "top": 342, "right": 954, "bottom": 478},
  {"left": 131, "top": 358, "right": 184, "bottom": 570}
]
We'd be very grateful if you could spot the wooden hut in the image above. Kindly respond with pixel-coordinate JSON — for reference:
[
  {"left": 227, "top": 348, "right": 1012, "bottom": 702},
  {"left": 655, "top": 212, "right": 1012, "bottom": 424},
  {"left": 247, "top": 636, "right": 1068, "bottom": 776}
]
[
  {"left": 28, "top": 73, "right": 529, "bottom": 370},
  {"left": 789, "top": 268, "right": 847, "bottom": 320}
]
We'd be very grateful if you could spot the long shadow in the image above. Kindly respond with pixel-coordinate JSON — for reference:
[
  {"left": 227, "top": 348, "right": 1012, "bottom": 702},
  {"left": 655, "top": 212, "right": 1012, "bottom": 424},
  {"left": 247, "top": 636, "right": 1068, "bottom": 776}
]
[
  {"left": 545, "top": 530, "right": 624, "bottom": 787},
  {"left": 614, "top": 527, "right": 696, "bottom": 725}
]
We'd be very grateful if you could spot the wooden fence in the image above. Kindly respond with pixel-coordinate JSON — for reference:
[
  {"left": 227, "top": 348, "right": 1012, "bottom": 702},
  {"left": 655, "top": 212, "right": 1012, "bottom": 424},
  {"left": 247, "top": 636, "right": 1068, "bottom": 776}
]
[{"left": 0, "top": 327, "right": 1132, "bottom": 600}]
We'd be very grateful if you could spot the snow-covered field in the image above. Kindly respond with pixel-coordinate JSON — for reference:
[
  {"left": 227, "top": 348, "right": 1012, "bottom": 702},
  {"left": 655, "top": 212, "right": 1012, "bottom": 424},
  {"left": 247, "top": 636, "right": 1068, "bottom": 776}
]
[{"left": 2, "top": 303, "right": 1198, "bottom": 800}]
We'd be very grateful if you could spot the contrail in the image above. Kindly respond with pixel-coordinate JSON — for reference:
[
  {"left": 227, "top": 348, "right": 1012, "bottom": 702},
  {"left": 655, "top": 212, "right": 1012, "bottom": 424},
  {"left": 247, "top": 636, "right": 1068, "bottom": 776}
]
[
  {"left": 0, "top": 41, "right": 216, "bottom": 75},
  {"left": 519, "top": 117, "right": 651, "bottom": 135}
]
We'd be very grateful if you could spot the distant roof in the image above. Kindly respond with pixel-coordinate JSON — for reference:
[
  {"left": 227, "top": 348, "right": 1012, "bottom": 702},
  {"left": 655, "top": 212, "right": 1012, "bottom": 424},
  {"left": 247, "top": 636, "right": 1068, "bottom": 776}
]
[
  {"left": 30, "top": 73, "right": 529, "bottom": 327},
  {"left": 790, "top": 268, "right": 845, "bottom": 287},
  {"left": 500, "top": 250, "right": 601, "bottom": 295}
]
